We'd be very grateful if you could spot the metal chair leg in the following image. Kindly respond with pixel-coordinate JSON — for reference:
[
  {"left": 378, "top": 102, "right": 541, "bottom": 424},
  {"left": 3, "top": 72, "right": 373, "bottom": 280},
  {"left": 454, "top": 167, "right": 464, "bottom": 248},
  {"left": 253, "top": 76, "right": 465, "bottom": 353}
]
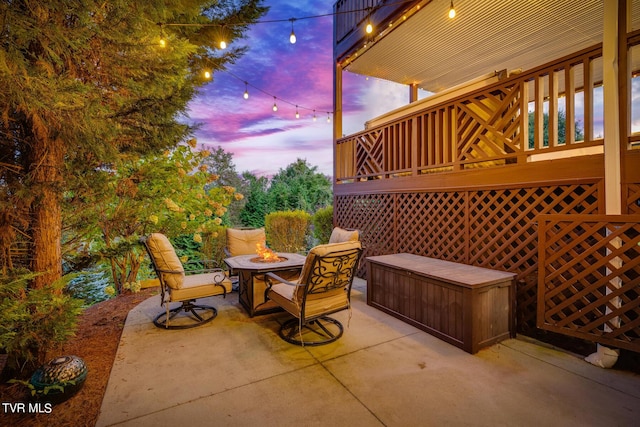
[
  {"left": 153, "top": 300, "right": 218, "bottom": 330},
  {"left": 278, "top": 316, "right": 344, "bottom": 346}
]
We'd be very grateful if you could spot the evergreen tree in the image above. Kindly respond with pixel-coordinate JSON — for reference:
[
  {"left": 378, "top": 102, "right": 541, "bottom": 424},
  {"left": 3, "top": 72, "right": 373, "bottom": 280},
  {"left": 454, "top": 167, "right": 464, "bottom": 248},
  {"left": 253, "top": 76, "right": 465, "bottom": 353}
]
[
  {"left": 267, "top": 159, "right": 332, "bottom": 213},
  {"left": 239, "top": 172, "right": 269, "bottom": 228},
  {"left": 0, "top": 0, "right": 267, "bottom": 287}
]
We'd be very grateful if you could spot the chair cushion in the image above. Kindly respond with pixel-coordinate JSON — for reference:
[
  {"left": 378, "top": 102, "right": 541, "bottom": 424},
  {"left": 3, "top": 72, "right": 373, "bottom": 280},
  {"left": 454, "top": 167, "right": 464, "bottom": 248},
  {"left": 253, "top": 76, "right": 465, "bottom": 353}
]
[
  {"left": 146, "top": 233, "right": 184, "bottom": 289},
  {"left": 226, "top": 228, "right": 266, "bottom": 256},
  {"left": 268, "top": 282, "right": 349, "bottom": 319},
  {"left": 170, "top": 272, "right": 232, "bottom": 301},
  {"left": 328, "top": 227, "right": 359, "bottom": 244}
]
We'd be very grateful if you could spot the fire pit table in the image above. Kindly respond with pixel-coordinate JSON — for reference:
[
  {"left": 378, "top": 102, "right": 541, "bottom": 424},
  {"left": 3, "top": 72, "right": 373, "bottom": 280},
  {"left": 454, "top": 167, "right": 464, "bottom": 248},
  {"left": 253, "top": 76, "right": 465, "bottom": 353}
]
[{"left": 224, "top": 253, "right": 306, "bottom": 317}]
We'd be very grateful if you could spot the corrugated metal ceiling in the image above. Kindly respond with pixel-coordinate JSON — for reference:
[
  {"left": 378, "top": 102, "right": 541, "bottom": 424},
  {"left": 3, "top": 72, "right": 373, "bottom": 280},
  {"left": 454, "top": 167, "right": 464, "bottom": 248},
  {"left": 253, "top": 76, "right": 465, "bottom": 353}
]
[{"left": 343, "top": 0, "right": 640, "bottom": 93}]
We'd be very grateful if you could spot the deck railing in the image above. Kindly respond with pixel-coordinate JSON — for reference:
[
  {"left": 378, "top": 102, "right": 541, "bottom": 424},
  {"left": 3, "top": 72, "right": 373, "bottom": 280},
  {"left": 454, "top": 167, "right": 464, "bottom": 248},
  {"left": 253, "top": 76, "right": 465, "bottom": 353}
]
[
  {"left": 335, "top": 44, "right": 638, "bottom": 183},
  {"left": 537, "top": 214, "right": 640, "bottom": 353}
]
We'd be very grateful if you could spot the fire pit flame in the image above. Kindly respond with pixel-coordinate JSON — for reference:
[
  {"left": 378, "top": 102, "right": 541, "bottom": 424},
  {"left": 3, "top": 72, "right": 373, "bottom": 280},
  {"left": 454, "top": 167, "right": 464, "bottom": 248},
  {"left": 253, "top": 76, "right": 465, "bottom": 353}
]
[
  {"left": 251, "top": 243, "right": 286, "bottom": 263},
  {"left": 256, "top": 242, "right": 278, "bottom": 260}
]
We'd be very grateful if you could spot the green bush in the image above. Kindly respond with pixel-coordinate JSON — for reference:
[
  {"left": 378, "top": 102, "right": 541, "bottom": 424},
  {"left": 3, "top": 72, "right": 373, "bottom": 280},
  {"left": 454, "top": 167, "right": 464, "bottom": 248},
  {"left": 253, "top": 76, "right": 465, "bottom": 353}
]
[
  {"left": 312, "top": 205, "right": 333, "bottom": 244},
  {"left": 0, "top": 270, "right": 84, "bottom": 377},
  {"left": 168, "top": 228, "right": 228, "bottom": 271},
  {"left": 172, "top": 234, "right": 204, "bottom": 272},
  {"left": 200, "top": 225, "right": 228, "bottom": 268},
  {"left": 265, "top": 210, "right": 311, "bottom": 253}
]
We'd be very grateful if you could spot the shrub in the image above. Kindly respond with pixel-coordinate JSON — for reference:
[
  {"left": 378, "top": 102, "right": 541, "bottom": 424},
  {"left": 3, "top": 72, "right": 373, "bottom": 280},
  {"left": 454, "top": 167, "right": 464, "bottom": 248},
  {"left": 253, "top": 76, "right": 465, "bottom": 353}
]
[
  {"left": 0, "top": 270, "right": 84, "bottom": 377},
  {"left": 265, "top": 210, "right": 311, "bottom": 253},
  {"left": 200, "top": 225, "right": 228, "bottom": 268},
  {"left": 312, "top": 206, "right": 333, "bottom": 244}
]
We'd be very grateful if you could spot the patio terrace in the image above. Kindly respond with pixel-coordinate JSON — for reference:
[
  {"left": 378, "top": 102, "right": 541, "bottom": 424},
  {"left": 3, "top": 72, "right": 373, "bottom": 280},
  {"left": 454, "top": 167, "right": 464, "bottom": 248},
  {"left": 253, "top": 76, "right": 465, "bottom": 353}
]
[{"left": 96, "top": 279, "right": 640, "bottom": 426}]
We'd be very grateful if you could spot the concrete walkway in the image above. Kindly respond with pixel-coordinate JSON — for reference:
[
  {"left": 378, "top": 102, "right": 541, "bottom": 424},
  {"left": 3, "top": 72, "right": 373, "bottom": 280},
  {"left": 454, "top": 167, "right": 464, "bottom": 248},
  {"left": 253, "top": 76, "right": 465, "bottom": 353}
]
[{"left": 97, "top": 279, "right": 640, "bottom": 427}]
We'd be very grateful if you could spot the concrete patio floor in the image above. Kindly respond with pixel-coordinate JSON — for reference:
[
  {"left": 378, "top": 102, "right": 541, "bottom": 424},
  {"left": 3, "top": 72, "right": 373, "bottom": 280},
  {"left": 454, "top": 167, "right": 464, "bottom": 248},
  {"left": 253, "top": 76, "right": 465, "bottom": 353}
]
[{"left": 97, "top": 278, "right": 640, "bottom": 427}]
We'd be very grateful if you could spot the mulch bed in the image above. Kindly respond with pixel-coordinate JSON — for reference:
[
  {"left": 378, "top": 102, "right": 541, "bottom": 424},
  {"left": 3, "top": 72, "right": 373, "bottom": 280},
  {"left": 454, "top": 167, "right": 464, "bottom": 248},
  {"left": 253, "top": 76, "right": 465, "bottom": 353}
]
[{"left": 0, "top": 288, "right": 156, "bottom": 427}]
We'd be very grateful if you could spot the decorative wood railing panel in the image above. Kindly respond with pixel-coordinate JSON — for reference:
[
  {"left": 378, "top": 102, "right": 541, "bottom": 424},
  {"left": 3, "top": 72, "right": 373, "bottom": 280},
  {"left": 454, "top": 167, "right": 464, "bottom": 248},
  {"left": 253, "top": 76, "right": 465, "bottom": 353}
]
[
  {"left": 457, "top": 84, "right": 522, "bottom": 168},
  {"left": 537, "top": 215, "right": 640, "bottom": 353},
  {"left": 335, "top": 46, "right": 615, "bottom": 184},
  {"left": 336, "top": 182, "right": 602, "bottom": 331},
  {"left": 415, "top": 108, "right": 456, "bottom": 173}
]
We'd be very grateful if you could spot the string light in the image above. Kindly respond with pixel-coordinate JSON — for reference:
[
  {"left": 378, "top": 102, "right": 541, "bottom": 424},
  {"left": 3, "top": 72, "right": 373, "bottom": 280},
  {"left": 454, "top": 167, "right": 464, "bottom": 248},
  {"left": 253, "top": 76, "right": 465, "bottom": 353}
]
[
  {"left": 289, "top": 18, "right": 297, "bottom": 44},
  {"left": 204, "top": 70, "right": 211, "bottom": 79},
  {"left": 157, "top": 1, "right": 424, "bottom": 46},
  {"left": 313, "top": 110, "right": 317, "bottom": 121},
  {"left": 327, "top": 112, "right": 331, "bottom": 123},
  {"left": 448, "top": 1, "right": 456, "bottom": 19},
  {"left": 224, "top": 70, "right": 332, "bottom": 122}
]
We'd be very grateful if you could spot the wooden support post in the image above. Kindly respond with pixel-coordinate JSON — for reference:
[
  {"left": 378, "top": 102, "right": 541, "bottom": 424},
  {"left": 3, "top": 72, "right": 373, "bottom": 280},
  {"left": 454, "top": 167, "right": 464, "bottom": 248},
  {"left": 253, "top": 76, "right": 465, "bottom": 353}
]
[
  {"left": 334, "top": 62, "right": 343, "bottom": 184},
  {"left": 409, "top": 83, "right": 419, "bottom": 103}
]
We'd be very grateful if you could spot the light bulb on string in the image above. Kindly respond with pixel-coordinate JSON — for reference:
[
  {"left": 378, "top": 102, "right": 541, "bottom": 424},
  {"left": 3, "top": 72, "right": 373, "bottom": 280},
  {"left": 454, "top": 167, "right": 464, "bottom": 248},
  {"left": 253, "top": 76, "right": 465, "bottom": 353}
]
[
  {"left": 448, "top": 1, "right": 456, "bottom": 19},
  {"left": 327, "top": 112, "right": 331, "bottom": 123},
  {"left": 243, "top": 82, "right": 249, "bottom": 99},
  {"left": 272, "top": 97, "right": 278, "bottom": 112},
  {"left": 220, "top": 40, "right": 227, "bottom": 49},
  {"left": 365, "top": 7, "right": 373, "bottom": 34},
  {"left": 295, "top": 106, "right": 300, "bottom": 119},
  {"left": 365, "top": 20, "right": 373, "bottom": 34},
  {"left": 203, "top": 70, "right": 211, "bottom": 80},
  {"left": 313, "top": 110, "right": 317, "bottom": 122},
  {"left": 289, "top": 18, "right": 297, "bottom": 44}
]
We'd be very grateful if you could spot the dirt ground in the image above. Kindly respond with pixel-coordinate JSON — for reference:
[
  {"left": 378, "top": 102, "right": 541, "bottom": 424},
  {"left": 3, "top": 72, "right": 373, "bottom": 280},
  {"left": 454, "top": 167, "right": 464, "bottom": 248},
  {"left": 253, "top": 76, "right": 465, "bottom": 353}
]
[{"left": 0, "top": 288, "right": 157, "bottom": 427}]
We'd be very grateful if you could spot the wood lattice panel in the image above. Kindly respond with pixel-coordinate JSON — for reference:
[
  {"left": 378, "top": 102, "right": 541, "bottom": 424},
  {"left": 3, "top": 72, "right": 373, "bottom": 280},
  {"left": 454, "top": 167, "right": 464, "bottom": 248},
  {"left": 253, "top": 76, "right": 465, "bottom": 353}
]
[
  {"left": 336, "top": 182, "right": 602, "bottom": 332},
  {"left": 468, "top": 185, "right": 600, "bottom": 273},
  {"left": 395, "top": 192, "right": 466, "bottom": 262},
  {"left": 334, "top": 194, "right": 395, "bottom": 276},
  {"left": 468, "top": 184, "right": 600, "bottom": 329},
  {"left": 627, "top": 183, "right": 640, "bottom": 214},
  {"left": 456, "top": 84, "right": 522, "bottom": 166},
  {"left": 538, "top": 215, "right": 640, "bottom": 353}
]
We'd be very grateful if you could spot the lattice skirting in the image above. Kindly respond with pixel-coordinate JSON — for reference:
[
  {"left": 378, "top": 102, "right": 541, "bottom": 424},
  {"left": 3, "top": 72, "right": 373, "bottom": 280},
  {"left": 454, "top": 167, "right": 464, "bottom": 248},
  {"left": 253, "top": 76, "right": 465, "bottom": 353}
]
[
  {"left": 538, "top": 215, "right": 640, "bottom": 353},
  {"left": 335, "top": 182, "right": 601, "bottom": 332}
]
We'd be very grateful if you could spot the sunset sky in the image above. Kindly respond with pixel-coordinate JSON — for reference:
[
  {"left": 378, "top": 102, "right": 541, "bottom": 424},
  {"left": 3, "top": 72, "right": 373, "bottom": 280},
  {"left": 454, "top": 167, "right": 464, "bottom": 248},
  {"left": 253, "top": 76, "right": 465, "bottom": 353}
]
[{"left": 186, "top": 1, "right": 411, "bottom": 177}]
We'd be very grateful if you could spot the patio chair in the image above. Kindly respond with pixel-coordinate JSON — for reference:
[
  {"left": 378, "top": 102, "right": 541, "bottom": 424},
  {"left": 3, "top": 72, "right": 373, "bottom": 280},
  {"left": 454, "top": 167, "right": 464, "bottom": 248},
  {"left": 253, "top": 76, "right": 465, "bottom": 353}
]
[
  {"left": 141, "top": 233, "right": 231, "bottom": 329},
  {"left": 328, "top": 227, "right": 360, "bottom": 243},
  {"left": 224, "top": 227, "right": 266, "bottom": 290},
  {"left": 224, "top": 227, "right": 266, "bottom": 257},
  {"left": 264, "top": 240, "right": 362, "bottom": 346}
]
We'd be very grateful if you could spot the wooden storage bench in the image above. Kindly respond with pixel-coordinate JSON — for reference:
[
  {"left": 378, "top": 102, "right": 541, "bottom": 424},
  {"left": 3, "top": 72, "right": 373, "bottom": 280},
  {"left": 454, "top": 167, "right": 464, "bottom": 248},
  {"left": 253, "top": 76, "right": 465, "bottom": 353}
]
[{"left": 367, "top": 253, "right": 516, "bottom": 354}]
